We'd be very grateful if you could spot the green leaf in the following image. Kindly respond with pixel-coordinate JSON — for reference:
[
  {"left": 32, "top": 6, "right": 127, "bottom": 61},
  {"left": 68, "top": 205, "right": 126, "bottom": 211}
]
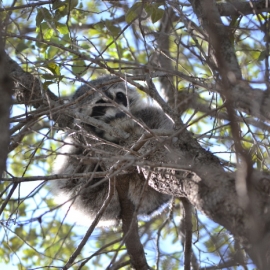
[
  {"left": 42, "top": 74, "right": 57, "bottom": 80},
  {"left": 105, "top": 20, "right": 121, "bottom": 37},
  {"left": 15, "top": 41, "right": 28, "bottom": 53},
  {"left": 9, "top": 236, "right": 22, "bottom": 251},
  {"left": 38, "top": 7, "right": 52, "bottom": 23},
  {"left": 126, "top": 2, "right": 142, "bottom": 23},
  {"left": 69, "top": 0, "right": 78, "bottom": 10},
  {"left": 0, "top": 244, "right": 10, "bottom": 263},
  {"left": 18, "top": 202, "right": 27, "bottom": 217},
  {"left": 258, "top": 50, "right": 267, "bottom": 61},
  {"left": 39, "top": 22, "right": 54, "bottom": 40},
  {"left": 151, "top": 8, "right": 164, "bottom": 23},
  {"left": 55, "top": 4, "right": 69, "bottom": 18},
  {"left": 43, "top": 80, "right": 56, "bottom": 89},
  {"left": 144, "top": 5, "right": 152, "bottom": 16},
  {"left": 46, "top": 62, "right": 61, "bottom": 75},
  {"left": 72, "top": 59, "right": 87, "bottom": 75},
  {"left": 36, "top": 9, "right": 44, "bottom": 26},
  {"left": 47, "top": 46, "right": 59, "bottom": 58},
  {"left": 52, "top": 0, "right": 66, "bottom": 10},
  {"left": 56, "top": 22, "right": 69, "bottom": 34}
]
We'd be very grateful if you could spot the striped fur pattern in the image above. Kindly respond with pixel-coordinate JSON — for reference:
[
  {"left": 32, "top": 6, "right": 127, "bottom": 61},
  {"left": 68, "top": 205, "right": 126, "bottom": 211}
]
[{"left": 51, "top": 76, "right": 173, "bottom": 226}]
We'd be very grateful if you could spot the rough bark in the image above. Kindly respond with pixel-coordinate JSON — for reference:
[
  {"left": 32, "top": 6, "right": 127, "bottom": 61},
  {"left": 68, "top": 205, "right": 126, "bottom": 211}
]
[
  {"left": 0, "top": 26, "right": 12, "bottom": 176},
  {"left": 138, "top": 132, "right": 270, "bottom": 269},
  {"left": 217, "top": 0, "right": 270, "bottom": 16},
  {"left": 116, "top": 175, "right": 149, "bottom": 270}
]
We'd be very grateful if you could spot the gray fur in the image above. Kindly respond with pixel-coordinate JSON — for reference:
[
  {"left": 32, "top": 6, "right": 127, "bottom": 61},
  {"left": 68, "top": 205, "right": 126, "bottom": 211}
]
[{"left": 51, "top": 76, "right": 173, "bottom": 226}]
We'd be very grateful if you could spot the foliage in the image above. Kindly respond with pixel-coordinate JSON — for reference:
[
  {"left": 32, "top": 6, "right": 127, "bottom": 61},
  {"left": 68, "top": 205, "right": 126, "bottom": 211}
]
[{"left": 1, "top": 0, "right": 270, "bottom": 269}]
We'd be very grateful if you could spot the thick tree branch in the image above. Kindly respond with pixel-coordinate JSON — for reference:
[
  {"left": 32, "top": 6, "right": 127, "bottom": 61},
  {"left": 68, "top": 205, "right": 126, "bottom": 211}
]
[
  {"left": 116, "top": 175, "right": 149, "bottom": 270},
  {"left": 134, "top": 126, "right": 270, "bottom": 268},
  {"left": 150, "top": 7, "right": 176, "bottom": 108},
  {"left": 217, "top": 0, "right": 270, "bottom": 17},
  {"left": 0, "top": 25, "right": 12, "bottom": 176},
  {"left": 181, "top": 198, "right": 193, "bottom": 270},
  {"left": 189, "top": 0, "right": 242, "bottom": 80},
  {"left": 0, "top": 1, "right": 52, "bottom": 12}
]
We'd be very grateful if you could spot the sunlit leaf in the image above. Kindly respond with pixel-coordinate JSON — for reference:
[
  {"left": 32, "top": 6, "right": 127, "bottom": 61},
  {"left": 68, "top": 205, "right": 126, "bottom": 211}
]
[
  {"left": 56, "top": 22, "right": 69, "bottom": 35},
  {"left": 46, "top": 62, "right": 61, "bottom": 76}
]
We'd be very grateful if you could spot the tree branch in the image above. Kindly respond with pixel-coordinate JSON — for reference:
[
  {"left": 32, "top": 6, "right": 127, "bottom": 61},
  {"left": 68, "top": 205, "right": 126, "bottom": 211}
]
[
  {"left": 0, "top": 21, "right": 12, "bottom": 177},
  {"left": 116, "top": 174, "right": 149, "bottom": 270},
  {"left": 217, "top": 0, "right": 270, "bottom": 17}
]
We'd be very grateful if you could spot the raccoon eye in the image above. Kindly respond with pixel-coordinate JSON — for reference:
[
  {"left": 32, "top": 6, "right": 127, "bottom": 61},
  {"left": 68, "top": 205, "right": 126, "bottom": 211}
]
[{"left": 115, "top": 92, "right": 127, "bottom": 107}]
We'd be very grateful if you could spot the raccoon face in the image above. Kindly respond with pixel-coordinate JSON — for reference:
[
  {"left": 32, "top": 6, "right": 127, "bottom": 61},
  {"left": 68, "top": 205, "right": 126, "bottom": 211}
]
[
  {"left": 74, "top": 80, "right": 140, "bottom": 142},
  {"left": 91, "top": 88, "right": 129, "bottom": 121}
]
